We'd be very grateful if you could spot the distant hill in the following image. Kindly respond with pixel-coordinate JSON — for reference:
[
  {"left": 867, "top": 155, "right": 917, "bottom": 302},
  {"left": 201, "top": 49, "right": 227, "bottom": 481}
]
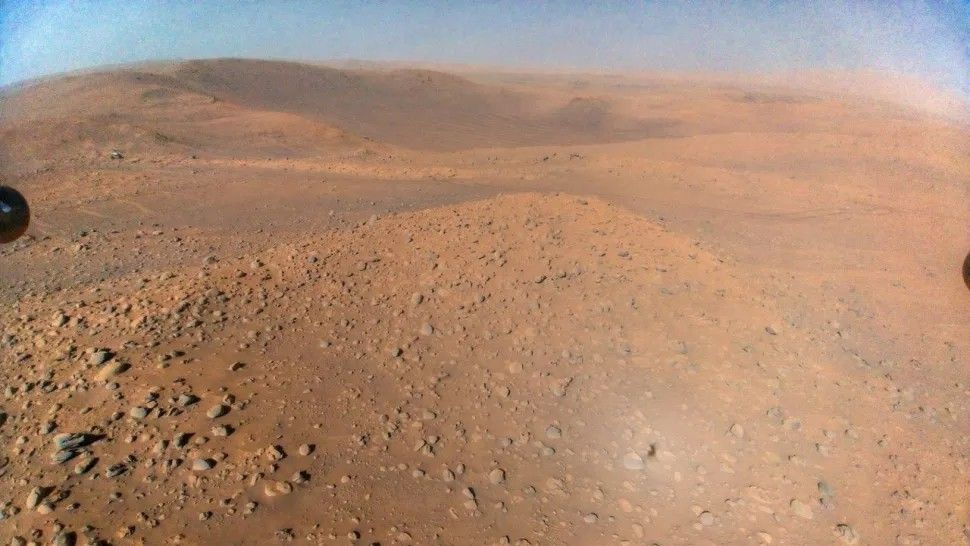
[{"left": 0, "top": 58, "right": 678, "bottom": 159}]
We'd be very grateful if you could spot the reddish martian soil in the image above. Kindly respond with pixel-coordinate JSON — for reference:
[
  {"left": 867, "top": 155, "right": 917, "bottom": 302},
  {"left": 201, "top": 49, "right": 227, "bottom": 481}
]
[{"left": 0, "top": 58, "right": 968, "bottom": 545}]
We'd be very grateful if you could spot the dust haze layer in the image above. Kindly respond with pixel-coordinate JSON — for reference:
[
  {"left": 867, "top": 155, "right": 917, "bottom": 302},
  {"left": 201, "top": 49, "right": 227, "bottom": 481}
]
[
  {"left": 0, "top": 58, "right": 969, "bottom": 546},
  {"left": 3, "top": 0, "right": 969, "bottom": 103}
]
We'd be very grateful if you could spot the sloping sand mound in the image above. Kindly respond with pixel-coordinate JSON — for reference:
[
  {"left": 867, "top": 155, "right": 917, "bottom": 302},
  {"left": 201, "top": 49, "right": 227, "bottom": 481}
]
[{"left": 1, "top": 194, "right": 962, "bottom": 544}]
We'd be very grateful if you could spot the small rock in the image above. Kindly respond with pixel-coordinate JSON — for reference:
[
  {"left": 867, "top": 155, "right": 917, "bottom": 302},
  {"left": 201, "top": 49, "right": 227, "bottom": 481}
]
[
  {"left": 105, "top": 463, "right": 127, "bottom": 478},
  {"left": 95, "top": 361, "right": 128, "bottom": 381},
  {"left": 74, "top": 457, "right": 97, "bottom": 475},
  {"left": 264, "top": 480, "right": 293, "bottom": 497},
  {"left": 52, "top": 449, "right": 79, "bottom": 465},
  {"left": 177, "top": 394, "right": 199, "bottom": 407},
  {"left": 622, "top": 452, "right": 644, "bottom": 470},
  {"left": 53, "top": 433, "right": 92, "bottom": 451},
  {"left": 550, "top": 377, "right": 572, "bottom": 397},
  {"left": 833, "top": 523, "right": 859, "bottom": 544},
  {"left": 211, "top": 425, "right": 232, "bottom": 437},
  {"left": 206, "top": 404, "right": 228, "bottom": 419},
  {"left": 52, "top": 532, "right": 76, "bottom": 546},
  {"left": 488, "top": 468, "right": 506, "bottom": 485},
  {"left": 298, "top": 444, "right": 313, "bottom": 456},
  {"left": 173, "top": 432, "right": 190, "bottom": 448},
  {"left": 25, "top": 486, "right": 45, "bottom": 509},
  {"left": 191, "top": 459, "right": 213, "bottom": 472},
  {"left": 90, "top": 350, "right": 112, "bottom": 366},
  {"left": 818, "top": 481, "right": 834, "bottom": 498},
  {"left": 266, "top": 445, "right": 286, "bottom": 461},
  {"left": 790, "top": 499, "right": 814, "bottom": 520}
]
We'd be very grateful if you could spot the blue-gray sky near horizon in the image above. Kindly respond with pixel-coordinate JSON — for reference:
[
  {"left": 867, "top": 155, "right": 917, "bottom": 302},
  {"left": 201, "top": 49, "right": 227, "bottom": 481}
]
[{"left": 1, "top": 0, "right": 968, "bottom": 95}]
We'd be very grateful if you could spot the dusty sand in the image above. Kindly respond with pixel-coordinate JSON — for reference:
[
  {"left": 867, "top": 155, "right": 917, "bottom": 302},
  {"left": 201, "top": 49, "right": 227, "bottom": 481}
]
[{"left": 0, "top": 59, "right": 968, "bottom": 545}]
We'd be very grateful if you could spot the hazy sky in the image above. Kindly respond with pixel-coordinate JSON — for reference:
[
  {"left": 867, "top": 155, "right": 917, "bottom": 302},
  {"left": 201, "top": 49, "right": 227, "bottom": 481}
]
[{"left": 2, "top": 0, "right": 968, "bottom": 94}]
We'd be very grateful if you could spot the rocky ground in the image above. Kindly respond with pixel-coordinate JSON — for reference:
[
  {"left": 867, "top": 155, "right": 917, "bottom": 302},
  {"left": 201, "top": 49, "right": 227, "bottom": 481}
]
[{"left": 2, "top": 193, "right": 967, "bottom": 545}]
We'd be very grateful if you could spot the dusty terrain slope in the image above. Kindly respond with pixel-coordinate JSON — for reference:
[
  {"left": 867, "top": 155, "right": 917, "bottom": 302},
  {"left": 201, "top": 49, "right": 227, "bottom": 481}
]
[{"left": 0, "top": 58, "right": 968, "bottom": 545}]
